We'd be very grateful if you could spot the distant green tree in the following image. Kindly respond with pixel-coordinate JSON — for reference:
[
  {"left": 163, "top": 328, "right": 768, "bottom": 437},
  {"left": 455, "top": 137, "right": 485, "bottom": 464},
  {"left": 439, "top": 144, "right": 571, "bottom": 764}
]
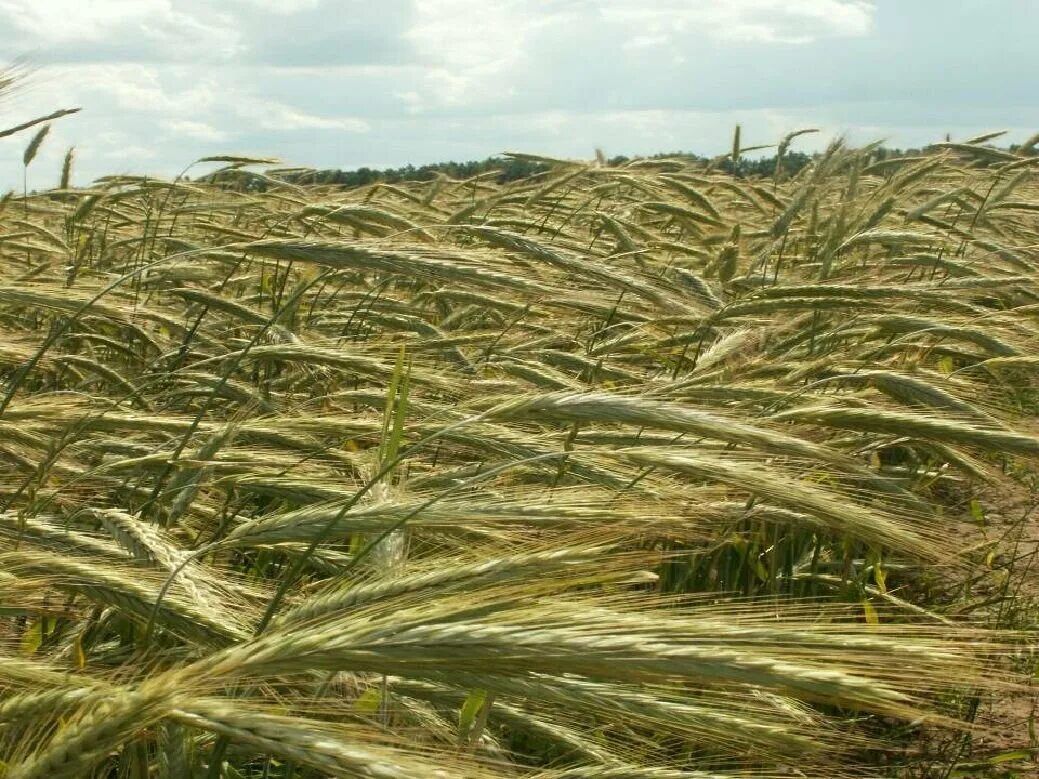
[{"left": 229, "top": 146, "right": 952, "bottom": 192}]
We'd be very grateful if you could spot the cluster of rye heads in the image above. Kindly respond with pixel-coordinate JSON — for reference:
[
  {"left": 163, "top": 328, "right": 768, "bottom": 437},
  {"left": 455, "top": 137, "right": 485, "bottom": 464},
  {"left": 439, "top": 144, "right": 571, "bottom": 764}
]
[{"left": 1, "top": 111, "right": 1038, "bottom": 778}]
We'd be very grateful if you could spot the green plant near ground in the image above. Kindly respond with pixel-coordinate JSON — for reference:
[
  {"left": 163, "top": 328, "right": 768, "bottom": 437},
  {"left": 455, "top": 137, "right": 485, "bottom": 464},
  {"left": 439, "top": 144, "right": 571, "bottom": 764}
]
[{"left": 0, "top": 117, "right": 1037, "bottom": 779}]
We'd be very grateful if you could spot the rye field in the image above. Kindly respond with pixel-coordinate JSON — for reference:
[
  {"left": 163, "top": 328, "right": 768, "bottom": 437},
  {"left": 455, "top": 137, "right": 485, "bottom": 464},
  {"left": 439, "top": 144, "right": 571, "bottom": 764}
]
[{"left": 1, "top": 123, "right": 1039, "bottom": 778}]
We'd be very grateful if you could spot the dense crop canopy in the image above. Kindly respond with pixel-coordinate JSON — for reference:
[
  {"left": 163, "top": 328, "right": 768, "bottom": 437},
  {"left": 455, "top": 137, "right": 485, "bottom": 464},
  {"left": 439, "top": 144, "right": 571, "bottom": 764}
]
[{"left": 1, "top": 134, "right": 1037, "bottom": 778}]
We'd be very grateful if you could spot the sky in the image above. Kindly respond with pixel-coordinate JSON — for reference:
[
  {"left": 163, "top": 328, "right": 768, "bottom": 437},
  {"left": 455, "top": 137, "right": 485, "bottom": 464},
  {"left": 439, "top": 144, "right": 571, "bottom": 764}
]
[{"left": 0, "top": 0, "right": 1036, "bottom": 186}]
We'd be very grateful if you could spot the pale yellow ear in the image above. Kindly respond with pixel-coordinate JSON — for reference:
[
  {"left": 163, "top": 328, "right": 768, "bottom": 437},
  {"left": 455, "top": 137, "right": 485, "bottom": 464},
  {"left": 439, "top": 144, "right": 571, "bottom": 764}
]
[{"left": 0, "top": 117, "right": 1033, "bottom": 779}]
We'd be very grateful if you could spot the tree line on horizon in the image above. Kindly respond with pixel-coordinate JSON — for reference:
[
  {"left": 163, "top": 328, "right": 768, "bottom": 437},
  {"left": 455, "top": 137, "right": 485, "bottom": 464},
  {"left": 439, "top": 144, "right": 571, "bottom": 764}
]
[
  {"left": 224, "top": 141, "right": 1029, "bottom": 191},
  {"left": 265, "top": 150, "right": 820, "bottom": 188}
]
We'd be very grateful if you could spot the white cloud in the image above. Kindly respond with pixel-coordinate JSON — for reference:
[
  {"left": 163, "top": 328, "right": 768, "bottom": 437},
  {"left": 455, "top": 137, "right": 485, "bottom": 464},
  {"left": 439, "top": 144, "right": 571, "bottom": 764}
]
[
  {"left": 67, "top": 66, "right": 219, "bottom": 115},
  {"left": 0, "top": 0, "right": 1034, "bottom": 186},
  {"left": 169, "top": 120, "right": 228, "bottom": 142},
  {"left": 232, "top": 0, "right": 323, "bottom": 14},
  {"left": 404, "top": 0, "right": 575, "bottom": 108},
  {"left": 600, "top": 0, "right": 874, "bottom": 44},
  {"left": 395, "top": 91, "right": 424, "bottom": 115},
  {"left": 401, "top": 0, "right": 875, "bottom": 112},
  {"left": 0, "top": 0, "right": 165, "bottom": 43},
  {"left": 238, "top": 98, "right": 371, "bottom": 132},
  {"left": 623, "top": 35, "right": 670, "bottom": 51},
  {"left": 0, "top": 0, "right": 243, "bottom": 62},
  {"left": 102, "top": 143, "right": 158, "bottom": 161}
]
